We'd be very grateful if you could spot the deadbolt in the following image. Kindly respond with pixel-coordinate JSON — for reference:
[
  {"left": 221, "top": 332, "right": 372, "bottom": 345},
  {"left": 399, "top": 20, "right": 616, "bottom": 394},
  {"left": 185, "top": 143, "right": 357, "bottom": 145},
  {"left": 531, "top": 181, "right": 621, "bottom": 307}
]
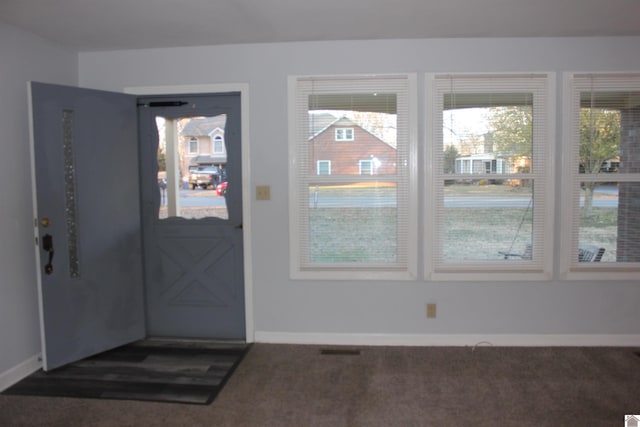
[{"left": 40, "top": 217, "right": 51, "bottom": 228}]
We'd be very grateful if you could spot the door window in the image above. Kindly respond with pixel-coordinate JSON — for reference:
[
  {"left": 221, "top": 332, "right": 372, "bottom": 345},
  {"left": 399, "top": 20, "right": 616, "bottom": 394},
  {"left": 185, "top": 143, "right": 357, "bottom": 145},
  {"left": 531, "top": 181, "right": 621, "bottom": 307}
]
[{"left": 155, "top": 115, "right": 228, "bottom": 220}]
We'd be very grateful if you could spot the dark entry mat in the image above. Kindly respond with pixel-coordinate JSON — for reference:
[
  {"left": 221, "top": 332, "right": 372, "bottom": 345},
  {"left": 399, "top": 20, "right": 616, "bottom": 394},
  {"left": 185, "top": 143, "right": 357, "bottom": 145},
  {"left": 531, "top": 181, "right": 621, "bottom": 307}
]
[{"left": 2, "top": 340, "right": 250, "bottom": 405}]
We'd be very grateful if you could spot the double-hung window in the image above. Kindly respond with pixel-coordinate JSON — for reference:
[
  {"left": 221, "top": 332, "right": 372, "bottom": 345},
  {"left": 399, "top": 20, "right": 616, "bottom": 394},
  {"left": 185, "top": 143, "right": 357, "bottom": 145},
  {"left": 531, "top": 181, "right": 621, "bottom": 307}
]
[
  {"left": 561, "top": 73, "right": 640, "bottom": 279},
  {"left": 188, "top": 137, "right": 198, "bottom": 154},
  {"left": 426, "top": 74, "right": 555, "bottom": 280},
  {"left": 289, "top": 74, "right": 417, "bottom": 280}
]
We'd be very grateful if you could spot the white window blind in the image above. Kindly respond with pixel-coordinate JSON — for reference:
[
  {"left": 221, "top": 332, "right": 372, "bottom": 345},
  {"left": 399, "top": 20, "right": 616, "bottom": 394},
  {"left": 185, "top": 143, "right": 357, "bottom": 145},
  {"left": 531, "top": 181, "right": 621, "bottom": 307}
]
[
  {"left": 562, "top": 73, "right": 640, "bottom": 278},
  {"left": 427, "top": 74, "right": 554, "bottom": 280},
  {"left": 289, "top": 75, "right": 417, "bottom": 280}
]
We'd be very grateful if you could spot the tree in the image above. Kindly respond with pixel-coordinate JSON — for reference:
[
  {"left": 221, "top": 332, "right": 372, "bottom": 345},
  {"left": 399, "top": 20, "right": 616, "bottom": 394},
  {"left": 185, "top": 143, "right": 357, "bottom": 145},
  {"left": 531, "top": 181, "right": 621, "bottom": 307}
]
[
  {"left": 157, "top": 146, "right": 166, "bottom": 172},
  {"left": 488, "top": 106, "right": 533, "bottom": 162},
  {"left": 579, "top": 108, "right": 620, "bottom": 217},
  {"left": 443, "top": 145, "right": 459, "bottom": 173}
]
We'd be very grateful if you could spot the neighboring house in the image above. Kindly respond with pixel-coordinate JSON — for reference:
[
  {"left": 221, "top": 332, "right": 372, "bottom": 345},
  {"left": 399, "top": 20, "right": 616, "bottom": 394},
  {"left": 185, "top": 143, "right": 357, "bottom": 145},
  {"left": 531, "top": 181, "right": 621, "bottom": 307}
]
[
  {"left": 180, "top": 115, "right": 227, "bottom": 175},
  {"left": 308, "top": 116, "right": 397, "bottom": 176},
  {"left": 455, "top": 153, "right": 511, "bottom": 174}
]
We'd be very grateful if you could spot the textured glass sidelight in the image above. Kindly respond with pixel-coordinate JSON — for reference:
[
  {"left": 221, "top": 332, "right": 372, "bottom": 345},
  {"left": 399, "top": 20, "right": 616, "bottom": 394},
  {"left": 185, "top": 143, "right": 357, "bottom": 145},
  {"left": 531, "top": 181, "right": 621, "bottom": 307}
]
[{"left": 62, "top": 110, "right": 80, "bottom": 277}]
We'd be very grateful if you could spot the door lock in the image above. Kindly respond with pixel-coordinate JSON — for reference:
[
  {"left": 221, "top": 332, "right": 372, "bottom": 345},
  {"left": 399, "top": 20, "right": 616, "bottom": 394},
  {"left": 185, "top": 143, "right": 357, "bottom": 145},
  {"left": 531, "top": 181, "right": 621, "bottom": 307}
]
[
  {"left": 40, "top": 217, "right": 51, "bottom": 228},
  {"left": 42, "top": 234, "right": 54, "bottom": 275}
]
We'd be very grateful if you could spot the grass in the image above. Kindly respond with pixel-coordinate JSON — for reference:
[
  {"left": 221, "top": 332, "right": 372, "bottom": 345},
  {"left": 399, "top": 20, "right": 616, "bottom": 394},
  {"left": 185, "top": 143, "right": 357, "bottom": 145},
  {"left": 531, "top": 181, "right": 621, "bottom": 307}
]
[
  {"left": 309, "top": 207, "right": 398, "bottom": 263},
  {"left": 305, "top": 183, "right": 619, "bottom": 263},
  {"left": 162, "top": 183, "right": 620, "bottom": 263}
]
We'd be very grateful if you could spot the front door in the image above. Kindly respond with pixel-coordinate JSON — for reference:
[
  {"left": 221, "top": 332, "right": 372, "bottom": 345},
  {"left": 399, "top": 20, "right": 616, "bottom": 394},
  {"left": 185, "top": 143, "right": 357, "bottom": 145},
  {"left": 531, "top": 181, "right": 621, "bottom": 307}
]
[
  {"left": 30, "top": 82, "right": 146, "bottom": 370},
  {"left": 137, "top": 93, "right": 245, "bottom": 339}
]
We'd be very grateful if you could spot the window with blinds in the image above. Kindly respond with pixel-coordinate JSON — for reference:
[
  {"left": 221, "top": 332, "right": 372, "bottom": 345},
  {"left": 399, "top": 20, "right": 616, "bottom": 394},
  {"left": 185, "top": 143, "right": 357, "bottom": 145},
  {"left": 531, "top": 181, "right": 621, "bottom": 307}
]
[
  {"left": 427, "top": 74, "right": 554, "bottom": 280},
  {"left": 289, "top": 75, "right": 417, "bottom": 280},
  {"left": 562, "top": 73, "right": 640, "bottom": 279}
]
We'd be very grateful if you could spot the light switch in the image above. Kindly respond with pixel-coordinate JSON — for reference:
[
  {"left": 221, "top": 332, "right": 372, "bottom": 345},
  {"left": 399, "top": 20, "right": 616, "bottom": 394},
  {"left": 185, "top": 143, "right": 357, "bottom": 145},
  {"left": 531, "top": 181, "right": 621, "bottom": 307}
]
[{"left": 256, "top": 185, "right": 271, "bottom": 200}]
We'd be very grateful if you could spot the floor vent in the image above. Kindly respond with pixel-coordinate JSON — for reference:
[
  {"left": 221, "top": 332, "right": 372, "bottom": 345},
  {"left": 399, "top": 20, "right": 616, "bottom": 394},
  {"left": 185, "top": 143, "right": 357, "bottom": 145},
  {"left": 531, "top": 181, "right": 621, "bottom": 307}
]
[{"left": 320, "top": 348, "right": 361, "bottom": 356}]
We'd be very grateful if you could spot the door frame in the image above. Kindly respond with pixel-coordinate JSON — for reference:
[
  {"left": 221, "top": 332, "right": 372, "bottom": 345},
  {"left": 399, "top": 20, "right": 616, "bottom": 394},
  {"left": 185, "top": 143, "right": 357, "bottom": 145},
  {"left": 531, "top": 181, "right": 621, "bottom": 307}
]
[{"left": 126, "top": 83, "right": 254, "bottom": 343}]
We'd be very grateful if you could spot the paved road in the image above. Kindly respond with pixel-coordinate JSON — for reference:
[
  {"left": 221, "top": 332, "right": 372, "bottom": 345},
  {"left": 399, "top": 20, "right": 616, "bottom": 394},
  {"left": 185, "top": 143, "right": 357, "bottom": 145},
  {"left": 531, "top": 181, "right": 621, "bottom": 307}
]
[
  {"left": 171, "top": 187, "right": 619, "bottom": 209},
  {"left": 161, "top": 188, "right": 227, "bottom": 208}
]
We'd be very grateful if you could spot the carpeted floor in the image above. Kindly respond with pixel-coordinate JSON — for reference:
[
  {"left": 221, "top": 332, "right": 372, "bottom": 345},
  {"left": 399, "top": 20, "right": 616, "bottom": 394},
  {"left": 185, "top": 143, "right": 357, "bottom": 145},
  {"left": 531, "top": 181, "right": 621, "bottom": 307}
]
[
  {"left": 1, "top": 344, "right": 640, "bottom": 426},
  {"left": 2, "top": 339, "right": 249, "bottom": 405}
]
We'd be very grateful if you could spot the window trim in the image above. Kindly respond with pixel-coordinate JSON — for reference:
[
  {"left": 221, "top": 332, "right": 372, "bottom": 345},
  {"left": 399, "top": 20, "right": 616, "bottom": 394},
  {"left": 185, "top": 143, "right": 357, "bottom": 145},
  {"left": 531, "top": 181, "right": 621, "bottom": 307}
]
[
  {"left": 560, "top": 72, "right": 640, "bottom": 280},
  {"left": 188, "top": 137, "right": 198, "bottom": 154},
  {"left": 359, "top": 159, "right": 373, "bottom": 175},
  {"left": 317, "top": 160, "right": 331, "bottom": 175},
  {"left": 288, "top": 73, "right": 418, "bottom": 280},
  {"left": 335, "top": 127, "right": 354, "bottom": 141},
  {"left": 213, "top": 134, "right": 224, "bottom": 154},
  {"left": 424, "top": 73, "right": 556, "bottom": 281}
]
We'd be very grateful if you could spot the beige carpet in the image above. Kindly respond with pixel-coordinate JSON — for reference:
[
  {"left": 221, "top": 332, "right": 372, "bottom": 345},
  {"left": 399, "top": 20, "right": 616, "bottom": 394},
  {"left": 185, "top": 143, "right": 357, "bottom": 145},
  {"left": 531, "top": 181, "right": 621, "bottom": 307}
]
[{"left": 1, "top": 344, "right": 639, "bottom": 426}]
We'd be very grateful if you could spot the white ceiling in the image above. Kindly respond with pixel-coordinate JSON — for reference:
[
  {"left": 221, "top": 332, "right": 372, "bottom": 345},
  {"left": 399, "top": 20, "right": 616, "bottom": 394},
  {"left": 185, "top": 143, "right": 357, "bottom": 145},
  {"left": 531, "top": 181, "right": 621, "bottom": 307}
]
[{"left": 1, "top": 0, "right": 639, "bottom": 51}]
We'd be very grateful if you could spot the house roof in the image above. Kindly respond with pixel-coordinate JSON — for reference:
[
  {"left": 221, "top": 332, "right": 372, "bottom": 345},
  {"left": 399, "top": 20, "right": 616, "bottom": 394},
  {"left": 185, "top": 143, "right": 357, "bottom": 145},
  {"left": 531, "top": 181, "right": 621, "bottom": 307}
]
[
  {"left": 311, "top": 115, "right": 396, "bottom": 149},
  {"left": 181, "top": 116, "right": 226, "bottom": 137}
]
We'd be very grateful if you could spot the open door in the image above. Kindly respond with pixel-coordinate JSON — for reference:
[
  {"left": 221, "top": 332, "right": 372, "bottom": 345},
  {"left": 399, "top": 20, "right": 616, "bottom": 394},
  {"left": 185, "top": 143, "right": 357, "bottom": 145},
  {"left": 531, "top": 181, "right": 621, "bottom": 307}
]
[
  {"left": 137, "top": 93, "right": 245, "bottom": 339},
  {"left": 29, "top": 82, "right": 145, "bottom": 370}
]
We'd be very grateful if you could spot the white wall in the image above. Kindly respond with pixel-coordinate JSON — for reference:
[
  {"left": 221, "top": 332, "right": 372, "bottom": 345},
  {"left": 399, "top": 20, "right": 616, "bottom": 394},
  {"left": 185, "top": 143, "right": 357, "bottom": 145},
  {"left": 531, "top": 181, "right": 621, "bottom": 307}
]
[
  {"left": 79, "top": 37, "right": 640, "bottom": 345},
  {"left": 0, "top": 23, "right": 77, "bottom": 387}
]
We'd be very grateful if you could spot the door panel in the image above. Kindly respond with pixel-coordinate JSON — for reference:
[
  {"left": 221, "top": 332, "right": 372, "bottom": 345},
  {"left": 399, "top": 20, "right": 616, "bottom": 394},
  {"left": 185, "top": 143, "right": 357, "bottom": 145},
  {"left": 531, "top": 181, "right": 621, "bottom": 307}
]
[
  {"left": 30, "top": 82, "right": 145, "bottom": 370},
  {"left": 138, "top": 93, "right": 245, "bottom": 339}
]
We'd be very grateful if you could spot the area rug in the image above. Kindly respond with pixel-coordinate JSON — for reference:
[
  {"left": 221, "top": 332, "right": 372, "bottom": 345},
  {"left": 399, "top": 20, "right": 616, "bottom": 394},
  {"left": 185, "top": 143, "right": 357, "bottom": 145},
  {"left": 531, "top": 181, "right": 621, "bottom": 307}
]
[{"left": 2, "top": 339, "right": 250, "bottom": 405}]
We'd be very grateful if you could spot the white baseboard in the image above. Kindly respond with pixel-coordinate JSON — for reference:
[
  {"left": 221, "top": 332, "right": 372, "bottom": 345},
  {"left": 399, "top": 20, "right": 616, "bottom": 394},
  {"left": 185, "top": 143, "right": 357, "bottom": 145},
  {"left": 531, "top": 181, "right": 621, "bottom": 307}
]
[
  {"left": 254, "top": 332, "right": 640, "bottom": 347},
  {"left": 0, "top": 354, "right": 42, "bottom": 392}
]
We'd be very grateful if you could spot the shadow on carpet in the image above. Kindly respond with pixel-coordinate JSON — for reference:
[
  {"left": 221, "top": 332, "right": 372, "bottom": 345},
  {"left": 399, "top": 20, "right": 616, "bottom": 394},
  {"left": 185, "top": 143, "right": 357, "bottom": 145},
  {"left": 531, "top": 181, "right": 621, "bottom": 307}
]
[{"left": 3, "top": 340, "right": 250, "bottom": 405}]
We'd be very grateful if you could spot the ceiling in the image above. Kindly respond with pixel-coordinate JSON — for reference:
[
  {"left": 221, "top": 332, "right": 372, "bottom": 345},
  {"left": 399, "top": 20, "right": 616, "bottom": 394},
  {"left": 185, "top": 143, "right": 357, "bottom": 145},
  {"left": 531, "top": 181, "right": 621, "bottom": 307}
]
[{"left": 1, "top": 0, "right": 639, "bottom": 51}]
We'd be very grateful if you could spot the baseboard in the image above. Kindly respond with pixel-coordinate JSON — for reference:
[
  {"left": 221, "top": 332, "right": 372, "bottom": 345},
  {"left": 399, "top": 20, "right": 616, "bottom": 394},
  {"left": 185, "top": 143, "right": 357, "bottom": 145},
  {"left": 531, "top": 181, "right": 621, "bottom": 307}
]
[
  {"left": 254, "top": 332, "right": 640, "bottom": 347},
  {"left": 0, "top": 354, "right": 42, "bottom": 392}
]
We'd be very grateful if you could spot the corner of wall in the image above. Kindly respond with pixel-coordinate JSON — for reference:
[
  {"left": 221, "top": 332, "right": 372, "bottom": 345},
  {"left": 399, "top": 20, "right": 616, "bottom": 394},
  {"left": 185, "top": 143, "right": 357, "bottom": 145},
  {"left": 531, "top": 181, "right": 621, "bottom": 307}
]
[{"left": 0, "top": 354, "right": 41, "bottom": 393}]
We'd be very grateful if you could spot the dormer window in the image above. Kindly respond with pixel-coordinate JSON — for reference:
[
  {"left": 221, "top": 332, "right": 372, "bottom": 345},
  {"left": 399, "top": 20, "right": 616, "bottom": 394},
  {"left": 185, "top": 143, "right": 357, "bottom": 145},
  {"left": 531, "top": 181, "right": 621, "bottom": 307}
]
[
  {"left": 213, "top": 135, "right": 224, "bottom": 153},
  {"left": 335, "top": 128, "right": 354, "bottom": 141}
]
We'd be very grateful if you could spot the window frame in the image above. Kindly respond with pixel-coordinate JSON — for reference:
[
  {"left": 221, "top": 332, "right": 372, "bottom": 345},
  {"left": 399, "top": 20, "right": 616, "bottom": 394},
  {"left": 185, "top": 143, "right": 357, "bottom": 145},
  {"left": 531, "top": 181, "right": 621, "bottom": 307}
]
[
  {"left": 425, "top": 73, "right": 556, "bottom": 281},
  {"left": 188, "top": 137, "right": 198, "bottom": 154},
  {"left": 560, "top": 72, "right": 640, "bottom": 280},
  {"left": 213, "top": 134, "right": 224, "bottom": 154},
  {"left": 359, "top": 159, "right": 373, "bottom": 175},
  {"left": 288, "top": 73, "right": 418, "bottom": 280},
  {"left": 317, "top": 160, "right": 331, "bottom": 175},
  {"left": 335, "top": 127, "right": 354, "bottom": 141}
]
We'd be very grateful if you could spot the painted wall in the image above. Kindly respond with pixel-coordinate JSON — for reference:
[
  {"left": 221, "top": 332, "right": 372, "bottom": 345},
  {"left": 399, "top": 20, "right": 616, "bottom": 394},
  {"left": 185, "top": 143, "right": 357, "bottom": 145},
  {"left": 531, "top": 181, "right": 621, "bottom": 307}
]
[
  {"left": 79, "top": 37, "right": 640, "bottom": 344},
  {"left": 0, "top": 23, "right": 78, "bottom": 385}
]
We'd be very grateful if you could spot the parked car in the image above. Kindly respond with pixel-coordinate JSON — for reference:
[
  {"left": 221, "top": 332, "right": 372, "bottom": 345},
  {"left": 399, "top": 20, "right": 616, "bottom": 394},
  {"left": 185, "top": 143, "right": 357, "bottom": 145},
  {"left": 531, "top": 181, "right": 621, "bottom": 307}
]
[
  {"left": 189, "top": 166, "right": 220, "bottom": 189},
  {"left": 216, "top": 181, "right": 228, "bottom": 196}
]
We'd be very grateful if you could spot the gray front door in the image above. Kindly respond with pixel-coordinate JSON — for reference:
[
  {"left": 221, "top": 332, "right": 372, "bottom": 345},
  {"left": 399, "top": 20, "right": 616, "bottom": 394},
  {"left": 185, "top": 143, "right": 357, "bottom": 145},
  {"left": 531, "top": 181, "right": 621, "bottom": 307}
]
[
  {"left": 138, "top": 93, "right": 245, "bottom": 339},
  {"left": 30, "top": 82, "right": 146, "bottom": 370}
]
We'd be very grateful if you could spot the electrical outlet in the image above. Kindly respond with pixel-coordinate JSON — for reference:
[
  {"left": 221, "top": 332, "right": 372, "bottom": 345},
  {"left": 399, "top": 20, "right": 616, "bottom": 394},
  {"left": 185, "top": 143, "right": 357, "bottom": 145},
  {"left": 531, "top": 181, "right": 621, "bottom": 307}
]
[
  {"left": 426, "top": 303, "right": 437, "bottom": 319},
  {"left": 256, "top": 185, "right": 271, "bottom": 200}
]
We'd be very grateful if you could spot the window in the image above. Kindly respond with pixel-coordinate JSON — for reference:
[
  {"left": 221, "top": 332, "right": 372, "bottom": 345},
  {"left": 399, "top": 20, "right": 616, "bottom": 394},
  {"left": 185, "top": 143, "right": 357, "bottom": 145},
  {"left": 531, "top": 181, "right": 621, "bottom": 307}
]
[
  {"left": 213, "top": 135, "right": 224, "bottom": 153},
  {"left": 317, "top": 160, "right": 331, "bottom": 175},
  {"left": 188, "top": 137, "right": 198, "bottom": 154},
  {"left": 359, "top": 159, "right": 373, "bottom": 175},
  {"left": 561, "top": 73, "right": 640, "bottom": 279},
  {"left": 335, "top": 128, "right": 354, "bottom": 141},
  {"left": 426, "top": 74, "right": 554, "bottom": 280},
  {"left": 155, "top": 115, "right": 228, "bottom": 220},
  {"left": 289, "top": 74, "right": 417, "bottom": 280}
]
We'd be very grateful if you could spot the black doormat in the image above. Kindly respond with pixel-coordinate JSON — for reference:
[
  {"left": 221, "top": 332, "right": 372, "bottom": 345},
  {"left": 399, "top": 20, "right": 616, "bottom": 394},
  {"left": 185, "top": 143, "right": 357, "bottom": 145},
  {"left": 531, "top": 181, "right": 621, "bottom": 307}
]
[{"left": 2, "top": 340, "right": 250, "bottom": 405}]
